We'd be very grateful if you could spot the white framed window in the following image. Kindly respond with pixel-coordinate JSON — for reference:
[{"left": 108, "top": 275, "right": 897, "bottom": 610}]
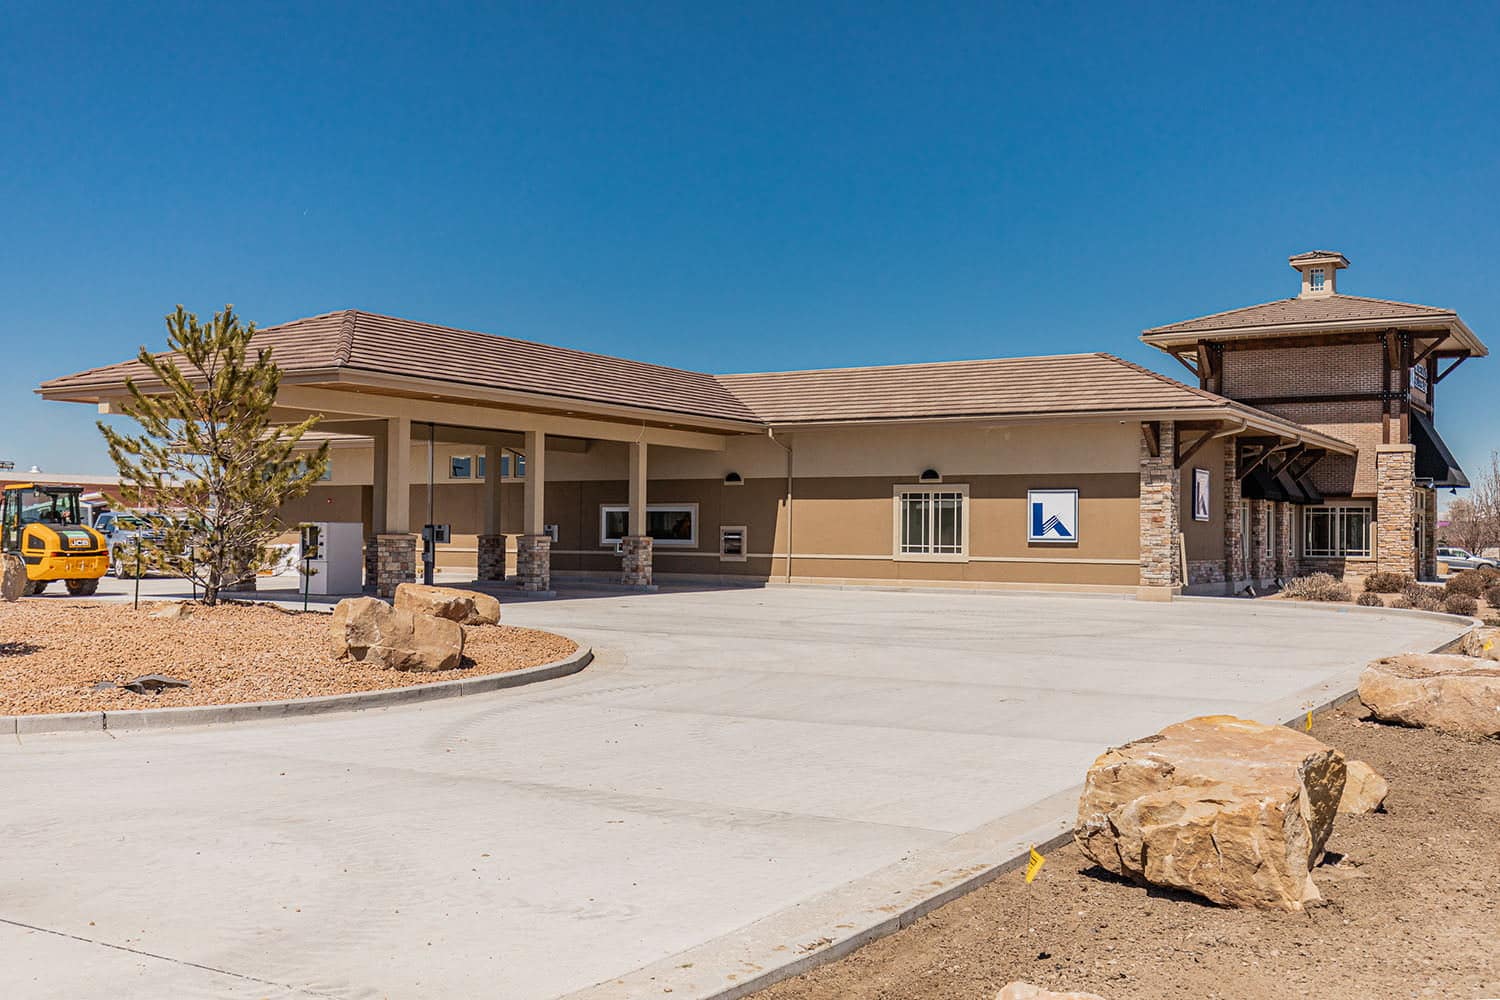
[
  {"left": 599, "top": 503, "right": 699, "bottom": 547},
  {"left": 719, "top": 525, "right": 748, "bottom": 562},
  {"left": 1303, "top": 503, "right": 1372, "bottom": 558},
  {"left": 1309, "top": 268, "right": 1325, "bottom": 291},
  {"left": 450, "top": 456, "right": 473, "bottom": 479},
  {"left": 894, "top": 485, "right": 969, "bottom": 561}
]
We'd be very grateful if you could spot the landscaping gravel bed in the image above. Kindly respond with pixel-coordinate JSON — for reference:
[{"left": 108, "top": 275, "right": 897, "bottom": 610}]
[
  {"left": 0, "top": 600, "right": 577, "bottom": 715},
  {"left": 757, "top": 705, "right": 1500, "bottom": 1000}
]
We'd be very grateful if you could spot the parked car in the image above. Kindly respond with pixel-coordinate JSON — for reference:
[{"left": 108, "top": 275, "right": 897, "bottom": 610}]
[
  {"left": 95, "top": 512, "right": 165, "bottom": 577},
  {"left": 1436, "top": 546, "right": 1499, "bottom": 572}
]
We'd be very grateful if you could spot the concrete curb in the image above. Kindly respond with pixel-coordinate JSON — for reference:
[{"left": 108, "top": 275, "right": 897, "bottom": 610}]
[
  {"left": 1, "top": 645, "right": 593, "bottom": 736},
  {"left": 1178, "top": 593, "right": 1482, "bottom": 628},
  {"left": 565, "top": 629, "right": 1470, "bottom": 1000}
]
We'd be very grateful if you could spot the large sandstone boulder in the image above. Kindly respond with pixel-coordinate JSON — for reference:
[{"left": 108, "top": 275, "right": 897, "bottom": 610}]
[
  {"left": 1, "top": 553, "right": 25, "bottom": 602},
  {"left": 998, "top": 984, "right": 1108, "bottom": 1000},
  {"left": 1457, "top": 626, "right": 1500, "bottom": 662},
  {"left": 330, "top": 596, "right": 464, "bottom": 671},
  {"left": 1075, "top": 715, "right": 1345, "bottom": 911},
  {"left": 1359, "top": 653, "right": 1500, "bottom": 739},
  {"left": 394, "top": 583, "right": 501, "bottom": 625},
  {"left": 1338, "top": 759, "right": 1389, "bottom": 814}
]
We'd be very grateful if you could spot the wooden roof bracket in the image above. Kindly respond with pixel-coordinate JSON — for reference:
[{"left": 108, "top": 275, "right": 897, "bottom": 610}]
[
  {"left": 1237, "top": 437, "right": 1294, "bottom": 481},
  {"left": 1175, "top": 419, "right": 1246, "bottom": 469},
  {"left": 1435, "top": 352, "right": 1471, "bottom": 384},
  {"left": 1142, "top": 421, "right": 1161, "bottom": 458}
]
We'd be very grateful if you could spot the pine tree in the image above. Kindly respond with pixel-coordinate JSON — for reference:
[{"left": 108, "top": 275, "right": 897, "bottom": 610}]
[{"left": 98, "top": 305, "right": 329, "bottom": 605}]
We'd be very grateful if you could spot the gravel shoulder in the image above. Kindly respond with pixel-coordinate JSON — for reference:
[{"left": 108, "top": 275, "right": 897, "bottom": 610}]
[
  {"left": 0, "top": 599, "right": 577, "bottom": 715},
  {"left": 755, "top": 705, "right": 1500, "bottom": 1000}
]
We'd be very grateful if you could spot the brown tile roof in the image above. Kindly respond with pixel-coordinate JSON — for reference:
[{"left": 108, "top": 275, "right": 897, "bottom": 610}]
[
  {"left": 38, "top": 310, "right": 1355, "bottom": 451},
  {"left": 720, "top": 352, "right": 1226, "bottom": 423},
  {"left": 1142, "top": 294, "right": 1455, "bottom": 336},
  {"left": 39, "top": 309, "right": 762, "bottom": 425}
]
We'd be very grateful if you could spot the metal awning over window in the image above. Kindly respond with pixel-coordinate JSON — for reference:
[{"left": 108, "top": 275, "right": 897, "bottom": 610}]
[{"left": 1411, "top": 411, "right": 1469, "bottom": 488}]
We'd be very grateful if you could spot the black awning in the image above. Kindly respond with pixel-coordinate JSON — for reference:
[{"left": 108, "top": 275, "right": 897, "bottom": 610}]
[
  {"left": 1241, "top": 463, "right": 1289, "bottom": 502},
  {"left": 1241, "top": 454, "right": 1325, "bottom": 505},
  {"left": 1411, "top": 410, "right": 1469, "bottom": 488},
  {"left": 1275, "top": 468, "right": 1313, "bottom": 504}
]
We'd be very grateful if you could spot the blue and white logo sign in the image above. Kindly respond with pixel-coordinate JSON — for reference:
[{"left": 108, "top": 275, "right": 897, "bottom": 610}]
[{"left": 1028, "top": 489, "right": 1079, "bottom": 543}]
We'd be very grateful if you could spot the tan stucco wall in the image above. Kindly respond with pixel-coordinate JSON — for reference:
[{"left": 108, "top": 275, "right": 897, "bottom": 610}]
[
  {"left": 285, "top": 420, "right": 1145, "bottom": 588},
  {"left": 1181, "top": 440, "right": 1226, "bottom": 562}
]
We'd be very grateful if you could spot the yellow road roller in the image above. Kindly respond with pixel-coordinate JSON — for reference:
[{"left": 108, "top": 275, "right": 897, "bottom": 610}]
[{"left": 1, "top": 484, "right": 108, "bottom": 596}]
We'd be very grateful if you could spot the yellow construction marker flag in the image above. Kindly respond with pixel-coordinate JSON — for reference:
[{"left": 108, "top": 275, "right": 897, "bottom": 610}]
[
  {"left": 1024, "top": 846, "right": 1046, "bottom": 883},
  {"left": 1305, "top": 711, "right": 1313, "bottom": 732}
]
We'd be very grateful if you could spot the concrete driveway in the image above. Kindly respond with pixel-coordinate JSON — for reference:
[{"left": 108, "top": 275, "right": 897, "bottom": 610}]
[{"left": 0, "top": 587, "right": 1464, "bottom": 999}]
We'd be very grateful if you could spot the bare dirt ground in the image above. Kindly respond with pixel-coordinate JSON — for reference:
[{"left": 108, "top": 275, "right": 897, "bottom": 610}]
[
  {"left": 0, "top": 599, "right": 577, "bottom": 715},
  {"left": 758, "top": 706, "right": 1500, "bottom": 1000}
]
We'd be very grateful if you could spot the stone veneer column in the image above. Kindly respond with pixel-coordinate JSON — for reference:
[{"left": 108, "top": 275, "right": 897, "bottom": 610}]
[
  {"left": 620, "top": 535, "right": 653, "bottom": 587},
  {"left": 364, "top": 538, "right": 379, "bottom": 591},
  {"left": 375, "top": 533, "right": 416, "bottom": 598},
  {"left": 1138, "top": 421, "right": 1181, "bottom": 596},
  {"left": 1250, "top": 499, "right": 1274, "bottom": 583},
  {"left": 1224, "top": 445, "right": 1246, "bottom": 584},
  {"left": 1375, "top": 444, "right": 1417, "bottom": 576},
  {"left": 1275, "top": 502, "right": 1296, "bottom": 580},
  {"left": 516, "top": 533, "right": 552, "bottom": 592},
  {"left": 1421, "top": 487, "right": 1438, "bottom": 580},
  {"left": 477, "top": 534, "right": 507, "bottom": 581}
]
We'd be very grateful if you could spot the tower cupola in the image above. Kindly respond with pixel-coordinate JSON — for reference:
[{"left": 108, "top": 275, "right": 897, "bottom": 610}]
[{"left": 1288, "top": 250, "right": 1349, "bottom": 298}]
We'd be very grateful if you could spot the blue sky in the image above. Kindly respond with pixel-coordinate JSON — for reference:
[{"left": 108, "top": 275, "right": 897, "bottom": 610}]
[{"left": 2, "top": 2, "right": 1496, "bottom": 494}]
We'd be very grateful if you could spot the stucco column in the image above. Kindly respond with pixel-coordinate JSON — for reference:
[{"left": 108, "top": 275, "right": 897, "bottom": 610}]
[
  {"left": 622, "top": 440, "right": 653, "bottom": 587},
  {"left": 1224, "top": 443, "right": 1246, "bottom": 584},
  {"left": 518, "top": 431, "right": 551, "bottom": 592},
  {"left": 477, "top": 442, "right": 506, "bottom": 581},
  {"left": 1138, "top": 421, "right": 1181, "bottom": 598},
  {"left": 1375, "top": 444, "right": 1417, "bottom": 576},
  {"left": 373, "top": 418, "right": 415, "bottom": 593}
]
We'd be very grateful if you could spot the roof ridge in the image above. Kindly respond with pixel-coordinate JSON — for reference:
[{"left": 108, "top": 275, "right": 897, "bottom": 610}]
[
  {"left": 336, "top": 309, "right": 357, "bottom": 366},
  {"left": 1141, "top": 297, "right": 1300, "bottom": 334},
  {"left": 1325, "top": 293, "right": 1454, "bottom": 314},
  {"left": 716, "top": 352, "right": 1103, "bottom": 379},
  {"left": 1143, "top": 292, "right": 1457, "bottom": 335},
  {"left": 332, "top": 308, "right": 728, "bottom": 382}
]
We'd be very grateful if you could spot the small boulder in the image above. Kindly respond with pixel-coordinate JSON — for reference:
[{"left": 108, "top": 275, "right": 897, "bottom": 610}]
[
  {"left": 1338, "top": 759, "right": 1389, "bottom": 814},
  {"left": 1359, "top": 653, "right": 1500, "bottom": 739},
  {"left": 330, "top": 596, "right": 464, "bottom": 672},
  {"left": 998, "top": 984, "right": 1108, "bottom": 1000},
  {"left": 1, "top": 553, "right": 26, "bottom": 602},
  {"left": 1457, "top": 626, "right": 1500, "bottom": 661},
  {"left": 394, "top": 583, "right": 501, "bottom": 625},
  {"left": 148, "top": 603, "right": 192, "bottom": 620},
  {"left": 121, "top": 674, "right": 190, "bottom": 694},
  {"left": 1075, "top": 715, "right": 1345, "bottom": 911}
]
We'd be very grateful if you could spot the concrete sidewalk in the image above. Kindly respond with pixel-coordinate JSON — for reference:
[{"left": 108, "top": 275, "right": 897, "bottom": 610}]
[{"left": 0, "top": 587, "right": 1465, "bottom": 999}]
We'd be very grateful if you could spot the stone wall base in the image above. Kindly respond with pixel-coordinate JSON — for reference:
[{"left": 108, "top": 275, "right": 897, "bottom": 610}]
[
  {"left": 1187, "top": 559, "right": 1226, "bottom": 585},
  {"left": 517, "top": 534, "right": 552, "bottom": 592},
  {"left": 376, "top": 533, "right": 417, "bottom": 598},
  {"left": 477, "top": 534, "right": 507, "bottom": 581},
  {"left": 621, "top": 535, "right": 653, "bottom": 587}
]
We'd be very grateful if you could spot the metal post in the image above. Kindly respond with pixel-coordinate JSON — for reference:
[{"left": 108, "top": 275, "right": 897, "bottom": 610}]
[
  {"left": 133, "top": 535, "right": 141, "bottom": 610},
  {"left": 424, "top": 422, "right": 436, "bottom": 586}
]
